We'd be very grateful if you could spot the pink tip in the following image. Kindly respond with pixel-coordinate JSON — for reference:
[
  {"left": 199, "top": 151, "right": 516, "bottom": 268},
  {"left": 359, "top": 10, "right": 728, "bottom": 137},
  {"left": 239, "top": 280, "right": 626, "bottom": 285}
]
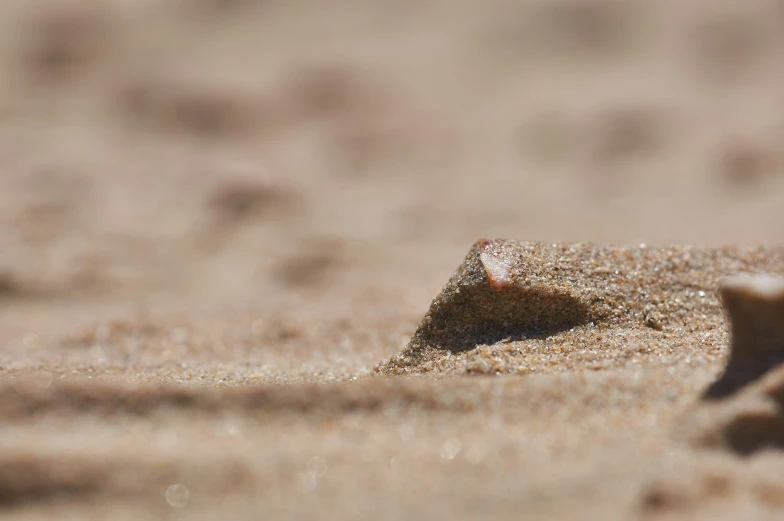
[{"left": 480, "top": 250, "right": 511, "bottom": 289}]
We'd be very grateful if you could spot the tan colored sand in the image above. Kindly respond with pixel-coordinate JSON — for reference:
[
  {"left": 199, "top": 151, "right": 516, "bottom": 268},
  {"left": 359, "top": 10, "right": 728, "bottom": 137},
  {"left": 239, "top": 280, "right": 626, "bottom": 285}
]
[
  {"left": 3, "top": 0, "right": 784, "bottom": 519},
  {"left": 379, "top": 240, "right": 784, "bottom": 377},
  {"left": 4, "top": 242, "right": 784, "bottom": 521}
]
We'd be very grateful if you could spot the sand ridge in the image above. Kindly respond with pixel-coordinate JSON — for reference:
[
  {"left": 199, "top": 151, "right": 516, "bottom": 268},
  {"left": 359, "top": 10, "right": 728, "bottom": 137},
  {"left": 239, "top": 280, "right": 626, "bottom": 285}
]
[{"left": 378, "top": 239, "right": 784, "bottom": 377}]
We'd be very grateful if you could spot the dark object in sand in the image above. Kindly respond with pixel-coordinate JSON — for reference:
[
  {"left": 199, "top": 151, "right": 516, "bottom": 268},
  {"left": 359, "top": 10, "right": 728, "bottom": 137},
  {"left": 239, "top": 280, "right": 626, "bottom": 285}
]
[
  {"left": 683, "top": 274, "right": 784, "bottom": 455},
  {"left": 705, "top": 274, "right": 784, "bottom": 398}
]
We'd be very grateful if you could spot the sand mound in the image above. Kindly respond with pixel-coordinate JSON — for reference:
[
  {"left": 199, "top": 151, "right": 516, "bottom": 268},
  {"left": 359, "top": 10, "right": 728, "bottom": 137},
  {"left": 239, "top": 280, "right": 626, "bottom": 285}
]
[{"left": 377, "top": 239, "right": 784, "bottom": 376}]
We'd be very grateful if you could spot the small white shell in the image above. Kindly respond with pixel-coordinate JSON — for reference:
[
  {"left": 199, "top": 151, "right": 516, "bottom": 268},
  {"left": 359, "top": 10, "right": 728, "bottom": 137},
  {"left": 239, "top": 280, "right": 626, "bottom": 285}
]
[{"left": 480, "top": 250, "right": 512, "bottom": 289}]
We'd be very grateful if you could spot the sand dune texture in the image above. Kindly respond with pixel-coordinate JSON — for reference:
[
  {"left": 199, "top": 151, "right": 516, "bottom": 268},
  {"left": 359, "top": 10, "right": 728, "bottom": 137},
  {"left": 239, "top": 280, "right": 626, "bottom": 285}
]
[
  {"left": 3, "top": 0, "right": 784, "bottom": 519},
  {"left": 4, "top": 240, "right": 784, "bottom": 520},
  {"left": 379, "top": 240, "right": 784, "bottom": 377}
]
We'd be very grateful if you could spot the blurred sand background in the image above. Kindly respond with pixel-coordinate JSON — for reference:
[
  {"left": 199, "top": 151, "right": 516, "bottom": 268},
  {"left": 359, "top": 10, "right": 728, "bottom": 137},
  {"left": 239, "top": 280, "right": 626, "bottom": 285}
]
[{"left": 1, "top": 0, "right": 784, "bottom": 519}]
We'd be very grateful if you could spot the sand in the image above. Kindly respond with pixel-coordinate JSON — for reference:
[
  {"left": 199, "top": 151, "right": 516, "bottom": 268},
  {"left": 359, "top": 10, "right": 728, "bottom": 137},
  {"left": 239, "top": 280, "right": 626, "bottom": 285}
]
[
  {"left": 378, "top": 240, "right": 784, "bottom": 377},
  {"left": 3, "top": 0, "right": 784, "bottom": 519},
  {"left": 5, "top": 243, "right": 784, "bottom": 521}
]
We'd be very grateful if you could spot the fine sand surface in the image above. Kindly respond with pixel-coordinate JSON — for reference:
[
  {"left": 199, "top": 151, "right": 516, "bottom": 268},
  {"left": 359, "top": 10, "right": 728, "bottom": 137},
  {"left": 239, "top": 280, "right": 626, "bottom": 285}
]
[{"left": 3, "top": 0, "right": 784, "bottom": 519}]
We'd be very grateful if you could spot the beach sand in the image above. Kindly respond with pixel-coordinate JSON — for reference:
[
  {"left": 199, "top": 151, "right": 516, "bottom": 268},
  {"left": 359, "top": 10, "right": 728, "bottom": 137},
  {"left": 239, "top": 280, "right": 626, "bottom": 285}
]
[{"left": 2, "top": 0, "right": 784, "bottom": 519}]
